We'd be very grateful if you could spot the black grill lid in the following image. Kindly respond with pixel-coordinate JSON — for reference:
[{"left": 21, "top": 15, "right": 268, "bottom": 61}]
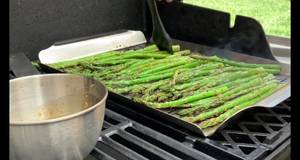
[{"left": 10, "top": 0, "right": 274, "bottom": 60}]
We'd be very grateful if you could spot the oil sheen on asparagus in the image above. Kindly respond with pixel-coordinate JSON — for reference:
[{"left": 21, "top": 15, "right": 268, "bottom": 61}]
[{"left": 47, "top": 44, "right": 284, "bottom": 129}]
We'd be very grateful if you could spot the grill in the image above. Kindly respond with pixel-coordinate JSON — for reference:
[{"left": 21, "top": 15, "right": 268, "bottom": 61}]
[
  {"left": 10, "top": 0, "right": 290, "bottom": 159},
  {"left": 82, "top": 98, "right": 290, "bottom": 160}
]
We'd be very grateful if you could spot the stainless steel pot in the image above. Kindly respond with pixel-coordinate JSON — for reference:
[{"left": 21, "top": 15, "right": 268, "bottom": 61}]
[{"left": 10, "top": 74, "right": 108, "bottom": 160}]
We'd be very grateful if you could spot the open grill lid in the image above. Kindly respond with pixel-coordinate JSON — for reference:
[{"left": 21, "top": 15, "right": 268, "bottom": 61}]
[{"left": 10, "top": 0, "right": 274, "bottom": 61}]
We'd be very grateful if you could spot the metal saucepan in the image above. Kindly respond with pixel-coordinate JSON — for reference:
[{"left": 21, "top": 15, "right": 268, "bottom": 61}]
[{"left": 10, "top": 74, "right": 108, "bottom": 160}]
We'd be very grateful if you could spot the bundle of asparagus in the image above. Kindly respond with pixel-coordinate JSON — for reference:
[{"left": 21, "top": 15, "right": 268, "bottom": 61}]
[{"left": 46, "top": 44, "right": 284, "bottom": 130}]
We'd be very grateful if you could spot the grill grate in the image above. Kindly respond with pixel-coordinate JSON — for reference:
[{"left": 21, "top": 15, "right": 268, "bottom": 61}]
[{"left": 85, "top": 99, "right": 290, "bottom": 160}]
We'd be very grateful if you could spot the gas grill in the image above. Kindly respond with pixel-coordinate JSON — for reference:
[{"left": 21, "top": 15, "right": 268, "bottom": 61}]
[
  {"left": 10, "top": 0, "right": 290, "bottom": 159},
  {"left": 84, "top": 98, "right": 290, "bottom": 160}
]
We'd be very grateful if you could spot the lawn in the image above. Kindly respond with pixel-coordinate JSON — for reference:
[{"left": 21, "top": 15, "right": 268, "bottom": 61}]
[{"left": 183, "top": 0, "right": 290, "bottom": 38}]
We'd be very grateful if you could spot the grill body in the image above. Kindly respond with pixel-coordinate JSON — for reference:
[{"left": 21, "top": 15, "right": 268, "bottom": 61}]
[{"left": 9, "top": 1, "right": 290, "bottom": 159}]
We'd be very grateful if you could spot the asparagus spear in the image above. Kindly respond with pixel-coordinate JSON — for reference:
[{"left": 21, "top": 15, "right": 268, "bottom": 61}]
[
  {"left": 188, "top": 81, "right": 278, "bottom": 122},
  {"left": 174, "top": 50, "right": 190, "bottom": 56},
  {"left": 176, "top": 75, "right": 273, "bottom": 116},
  {"left": 172, "top": 45, "right": 181, "bottom": 52},
  {"left": 49, "top": 51, "right": 122, "bottom": 68},
  {"left": 173, "top": 68, "right": 264, "bottom": 92},
  {"left": 174, "top": 63, "right": 225, "bottom": 83},
  {"left": 191, "top": 54, "right": 281, "bottom": 70},
  {"left": 51, "top": 45, "right": 160, "bottom": 69},
  {"left": 143, "top": 79, "right": 171, "bottom": 95},
  {"left": 102, "top": 59, "right": 157, "bottom": 80},
  {"left": 180, "top": 73, "right": 269, "bottom": 98},
  {"left": 198, "top": 84, "right": 281, "bottom": 129},
  {"left": 142, "top": 91, "right": 171, "bottom": 102},
  {"left": 231, "top": 67, "right": 281, "bottom": 75},
  {"left": 123, "top": 55, "right": 184, "bottom": 75},
  {"left": 107, "top": 72, "right": 174, "bottom": 87},
  {"left": 125, "top": 58, "right": 155, "bottom": 71},
  {"left": 139, "top": 58, "right": 194, "bottom": 76},
  {"left": 157, "top": 93, "right": 174, "bottom": 102},
  {"left": 176, "top": 74, "right": 274, "bottom": 107},
  {"left": 112, "top": 84, "right": 145, "bottom": 94},
  {"left": 146, "top": 86, "right": 229, "bottom": 108},
  {"left": 140, "top": 61, "right": 202, "bottom": 78},
  {"left": 170, "top": 72, "right": 232, "bottom": 91},
  {"left": 92, "top": 52, "right": 170, "bottom": 65},
  {"left": 142, "top": 44, "right": 159, "bottom": 52}
]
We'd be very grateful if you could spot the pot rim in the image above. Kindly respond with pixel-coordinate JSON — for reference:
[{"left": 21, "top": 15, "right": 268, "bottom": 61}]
[{"left": 9, "top": 73, "right": 108, "bottom": 126}]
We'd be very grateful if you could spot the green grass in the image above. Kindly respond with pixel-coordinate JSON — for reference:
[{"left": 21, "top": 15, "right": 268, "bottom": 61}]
[{"left": 184, "top": 0, "right": 290, "bottom": 38}]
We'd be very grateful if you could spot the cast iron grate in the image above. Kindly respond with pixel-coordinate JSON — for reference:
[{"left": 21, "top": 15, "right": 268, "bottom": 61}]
[{"left": 85, "top": 99, "right": 290, "bottom": 160}]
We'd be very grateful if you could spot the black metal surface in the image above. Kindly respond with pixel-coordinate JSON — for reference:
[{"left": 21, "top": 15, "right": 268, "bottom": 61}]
[
  {"left": 9, "top": 0, "right": 146, "bottom": 60},
  {"left": 157, "top": 2, "right": 275, "bottom": 60},
  {"left": 84, "top": 98, "right": 290, "bottom": 160},
  {"left": 10, "top": 0, "right": 274, "bottom": 60}
]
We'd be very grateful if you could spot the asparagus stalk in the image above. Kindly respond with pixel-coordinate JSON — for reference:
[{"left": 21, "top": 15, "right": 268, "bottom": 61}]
[
  {"left": 51, "top": 45, "right": 161, "bottom": 69},
  {"left": 124, "top": 58, "right": 155, "bottom": 71},
  {"left": 93, "top": 52, "right": 170, "bottom": 65},
  {"left": 172, "top": 72, "right": 232, "bottom": 91},
  {"left": 191, "top": 54, "right": 281, "bottom": 70},
  {"left": 144, "top": 44, "right": 180, "bottom": 52},
  {"left": 174, "top": 50, "right": 190, "bottom": 56},
  {"left": 157, "top": 93, "right": 174, "bottom": 102},
  {"left": 142, "top": 44, "right": 159, "bottom": 52},
  {"left": 174, "top": 63, "right": 225, "bottom": 83},
  {"left": 188, "top": 81, "right": 277, "bottom": 122},
  {"left": 180, "top": 73, "right": 268, "bottom": 98},
  {"left": 112, "top": 84, "right": 144, "bottom": 94},
  {"left": 140, "top": 61, "right": 202, "bottom": 78},
  {"left": 146, "top": 86, "right": 229, "bottom": 108},
  {"left": 123, "top": 55, "right": 184, "bottom": 75},
  {"left": 86, "top": 59, "right": 138, "bottom": 73},
  {"left": 173, "top": 68, "right": 264, "bottom": 92},
  {"left": 107, "top": 72, "right": 174, "bottom": 87},
  {"left": 172, "top": 45, "right": 180, "bottom": 52},
  {"left": 143, "top": 79, "right": 171, "bottom": 95},
  {"left": 49, "top": 51, "right": 122, "bottom": 68},
  {"left": 103, "top": 59, "right": 157, "bottom": 80},
  {"left": 176, "top": 75, "right": 273, "bottom": 116},
  {"left": 232, "top": 67, "right": 281, "bottom": 75},
  {"left": 198, "top": 84, "right": 281, "bottom": 129},
  {"left": 139, "top": 58, "right": 193, "bottom": 76}
]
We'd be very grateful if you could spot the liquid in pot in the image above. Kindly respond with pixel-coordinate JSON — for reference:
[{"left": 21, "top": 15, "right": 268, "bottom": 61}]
[{"left": 10, "top": 93, "right": 100, "bottom": 122}]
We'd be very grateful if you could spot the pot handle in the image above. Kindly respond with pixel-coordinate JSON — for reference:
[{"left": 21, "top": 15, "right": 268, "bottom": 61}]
[{"left": 10, "top": 52, "right": 40, "bottom": 79}]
